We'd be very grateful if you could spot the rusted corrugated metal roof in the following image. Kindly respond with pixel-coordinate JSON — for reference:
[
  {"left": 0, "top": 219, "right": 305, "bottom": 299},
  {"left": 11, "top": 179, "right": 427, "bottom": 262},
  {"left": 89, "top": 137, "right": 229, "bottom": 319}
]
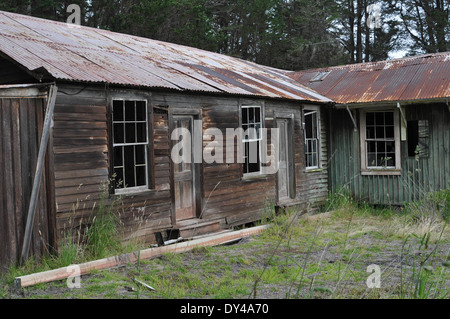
[
  {"left": 0, "top": 10, "right": 331, "bottom": 103},
  {"left": 289, "top": 53, "right": 450, "bottom": 104}
]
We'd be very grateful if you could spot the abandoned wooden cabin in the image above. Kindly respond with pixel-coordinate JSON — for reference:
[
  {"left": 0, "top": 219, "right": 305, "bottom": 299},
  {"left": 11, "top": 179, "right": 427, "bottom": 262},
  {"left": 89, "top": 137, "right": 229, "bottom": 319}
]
[
  {"left": 291, "top": 53, "right": 450, "bottom": 205},
  {"left": 0, "top": 11, "right": 448, "bottom": 270},
  {"left": 0, "top": 11, "right": 333, "bottom": 268}
]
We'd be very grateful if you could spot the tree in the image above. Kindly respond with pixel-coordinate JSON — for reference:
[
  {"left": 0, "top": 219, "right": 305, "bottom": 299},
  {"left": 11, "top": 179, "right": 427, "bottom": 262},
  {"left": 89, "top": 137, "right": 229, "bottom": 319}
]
[
  {"left": 0, "top": 0, "right": 30, "bottom": 15},
  {"left": 280, "top": 0, "right": 348, "bottom": 70},
  {"left": 205, "top": 0, "right": 348, "bottom": 70},
  {"left": 387, "top": 0, "right": 449, "bottom": 54},
  {"left": 2, "top": 0, "right": 424, "bottom": 68},
  {"left": 334, "top": 0, "right": 400, "bottom": 63},
  {"left": 85, "top": 0, "right": 220, "bottom": 52}
]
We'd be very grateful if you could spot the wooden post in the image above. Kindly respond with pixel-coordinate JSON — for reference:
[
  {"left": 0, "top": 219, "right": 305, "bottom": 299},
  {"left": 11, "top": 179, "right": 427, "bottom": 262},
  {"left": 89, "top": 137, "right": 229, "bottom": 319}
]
[{"left": 20, "top": 84, "right": 58, "bottom": 264}]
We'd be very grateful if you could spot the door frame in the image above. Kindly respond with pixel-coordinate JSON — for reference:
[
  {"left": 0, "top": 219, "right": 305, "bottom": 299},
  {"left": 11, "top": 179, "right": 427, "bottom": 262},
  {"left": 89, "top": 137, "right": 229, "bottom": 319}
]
[
  {"left": 168, "top": 108, "right": 203, "bottom": 224},
  {"left": 274, "top": 112, "right": 296, "bottom": 203}
]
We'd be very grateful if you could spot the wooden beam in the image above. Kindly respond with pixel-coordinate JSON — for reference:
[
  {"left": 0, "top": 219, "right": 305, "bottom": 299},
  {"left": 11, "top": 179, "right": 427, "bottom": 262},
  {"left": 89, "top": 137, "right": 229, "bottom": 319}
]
[
  {"left": 345, "top": 105, "right": 358, "bottom": 132},
  {"left": 14, "top": 225, "right": 269, "bottom": 289},
  {"left": 20, "top": 84, "right": 58, "bottom": 263},
  {"left": 0, "top": 83, "right": 53, "bottom": 98}
]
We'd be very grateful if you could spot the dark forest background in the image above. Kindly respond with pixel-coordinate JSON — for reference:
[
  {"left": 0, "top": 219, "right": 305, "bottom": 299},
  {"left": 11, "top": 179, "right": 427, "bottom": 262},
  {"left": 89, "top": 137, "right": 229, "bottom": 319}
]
[{"left": 0, "top": 0, "right": 448, "bottom": 70}]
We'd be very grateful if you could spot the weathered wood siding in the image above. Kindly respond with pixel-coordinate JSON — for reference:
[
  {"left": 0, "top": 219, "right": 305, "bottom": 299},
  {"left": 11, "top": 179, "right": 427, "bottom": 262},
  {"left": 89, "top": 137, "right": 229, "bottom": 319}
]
[
  {"left": 53, "top": 85, "right": 172, "bottom": 245},
  {"left": 201, "top": 99, "right": 275, "bottom": 226},
  {"left": 52, "top": 85, "right": 329, "bottom": 247},
  {"left": 153, "top": 93, "right": 329, "bottom": 225},
  {"left": 0, "top": 96, "right": 53, "bottom": 269},
  {"left": 264, "top": 101, "right": 329, "bottom": 212},
  {"left": 328, "top": 103, "right": 449, "bottom": 204}
]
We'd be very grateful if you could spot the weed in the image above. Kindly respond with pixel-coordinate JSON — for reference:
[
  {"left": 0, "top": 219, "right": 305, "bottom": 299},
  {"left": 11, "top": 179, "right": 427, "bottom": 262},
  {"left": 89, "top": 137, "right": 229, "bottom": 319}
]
[
  {"left": 322, "top": 187, "right": 355, "bottom": 212},
  {"left": 399, "top": 232, "right": 450, "bottom": 299},
  {"left": 85, "top": 181, "right": 122, "bottom": 259}
]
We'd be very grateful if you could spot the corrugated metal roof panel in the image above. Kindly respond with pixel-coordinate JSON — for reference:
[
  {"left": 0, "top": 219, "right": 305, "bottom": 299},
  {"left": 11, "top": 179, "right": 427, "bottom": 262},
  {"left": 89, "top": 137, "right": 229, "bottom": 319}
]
[
  {"left": 289, "top": 53, "right": 450, "bottom": 104},
  {"left": 0, "top": 10, "right": 331, "bottom": 102}
]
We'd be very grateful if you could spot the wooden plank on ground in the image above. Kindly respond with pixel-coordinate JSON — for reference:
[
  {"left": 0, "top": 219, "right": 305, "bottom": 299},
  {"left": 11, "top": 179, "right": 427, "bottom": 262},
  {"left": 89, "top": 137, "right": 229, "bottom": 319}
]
[{"left": 14, "top": 225, "right": 269, "bottom": 289}]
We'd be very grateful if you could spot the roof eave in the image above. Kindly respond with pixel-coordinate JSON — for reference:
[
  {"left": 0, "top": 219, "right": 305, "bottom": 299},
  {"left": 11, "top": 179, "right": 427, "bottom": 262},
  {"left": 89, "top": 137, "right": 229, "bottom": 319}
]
[{"left": 334, "top": 97, "right": 450, "bottom": 109}]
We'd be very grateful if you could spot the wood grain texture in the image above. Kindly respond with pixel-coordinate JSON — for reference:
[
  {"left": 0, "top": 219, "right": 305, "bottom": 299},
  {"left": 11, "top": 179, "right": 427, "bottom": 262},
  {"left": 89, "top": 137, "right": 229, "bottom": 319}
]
[{"left": 0, "top": 95, "right": 52, "bottom": 269}]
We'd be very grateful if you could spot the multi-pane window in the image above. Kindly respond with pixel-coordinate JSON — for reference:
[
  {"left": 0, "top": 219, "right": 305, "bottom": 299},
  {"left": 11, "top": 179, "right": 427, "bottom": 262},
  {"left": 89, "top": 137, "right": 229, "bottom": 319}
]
[
  {"left": 112, "top": 100, "right": 148, "bottom": 192},
  {"left": 241, "top": 106, "right": 262, "bottom": 175},
  {"left": 365, "top": 111, "right": 396, "bottom": 167},
  {"left": 304, "top": 108, "right": 320, "bottom": 169}
]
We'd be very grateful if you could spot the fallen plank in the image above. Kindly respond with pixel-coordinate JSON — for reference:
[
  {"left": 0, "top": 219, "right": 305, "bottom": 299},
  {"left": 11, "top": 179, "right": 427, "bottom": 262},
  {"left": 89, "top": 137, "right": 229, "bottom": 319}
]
[{"left": 14, "top": 225, "right": 269, "bottom": 289}]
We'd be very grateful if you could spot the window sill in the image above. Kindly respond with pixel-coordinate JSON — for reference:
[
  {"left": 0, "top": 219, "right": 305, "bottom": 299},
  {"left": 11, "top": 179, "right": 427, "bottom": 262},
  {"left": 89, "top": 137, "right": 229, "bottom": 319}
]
[
  {"left": 113, "top": 188, "right": 157, "bottom": 199},
  {"left": 305, "top": 167, "right": 323, "bottom": 173},
  {"left": 241, "top": 173, "right": 269, "bottom": 181},
  {"left": 361, "top": 169, "right": 401, "bottom": 176}
]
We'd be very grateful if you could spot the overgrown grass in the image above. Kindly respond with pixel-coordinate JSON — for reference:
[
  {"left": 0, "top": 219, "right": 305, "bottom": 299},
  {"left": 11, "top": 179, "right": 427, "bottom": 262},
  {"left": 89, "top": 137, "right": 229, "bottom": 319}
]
[
  {"left": 84, "top": 184, "right": 122, "bottom": 259},
  {"left": 2, "top": 188, "right": 448, "bottom": 299},
  {"left": 1, "top": 180, "right": 127, "bottom": 286}
]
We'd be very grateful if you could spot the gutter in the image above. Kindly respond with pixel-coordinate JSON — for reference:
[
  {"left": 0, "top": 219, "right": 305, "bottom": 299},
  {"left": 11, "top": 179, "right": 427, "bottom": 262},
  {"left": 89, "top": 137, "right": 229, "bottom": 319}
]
[{"left": 333, "top": 98, "right": 450, "bottom": 110}]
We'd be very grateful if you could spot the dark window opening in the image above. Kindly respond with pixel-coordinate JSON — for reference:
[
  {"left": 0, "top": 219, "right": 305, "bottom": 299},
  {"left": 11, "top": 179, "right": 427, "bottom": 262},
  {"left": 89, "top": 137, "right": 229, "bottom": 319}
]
[
  {"left": 243, "top": 140, "right": 260, "bottom": 174},
  {"left": 407, "top": 120, "right": 419, "bottom": 157},
  {"left": 407, "top": 119, "right": 429, "bottom": 158}
]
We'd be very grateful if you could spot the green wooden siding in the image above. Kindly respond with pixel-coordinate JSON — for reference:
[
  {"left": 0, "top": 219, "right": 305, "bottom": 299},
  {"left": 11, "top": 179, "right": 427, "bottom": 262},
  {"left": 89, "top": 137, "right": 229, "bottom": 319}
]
[{"left": 328, "top": 103, "right": 449, "bottom": 205}]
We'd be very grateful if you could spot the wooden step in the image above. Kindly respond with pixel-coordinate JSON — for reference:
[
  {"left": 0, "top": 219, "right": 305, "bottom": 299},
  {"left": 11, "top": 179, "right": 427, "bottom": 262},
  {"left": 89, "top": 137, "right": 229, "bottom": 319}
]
[{"left": 176, "top": 219, "right": 223, "bottom": 238}]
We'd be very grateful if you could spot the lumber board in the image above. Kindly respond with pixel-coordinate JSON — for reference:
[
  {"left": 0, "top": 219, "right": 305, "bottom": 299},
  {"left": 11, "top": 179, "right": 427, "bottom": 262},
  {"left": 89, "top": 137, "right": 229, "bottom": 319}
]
[{"left": 14, "top": 225, "right": 269, "bottom": 289}]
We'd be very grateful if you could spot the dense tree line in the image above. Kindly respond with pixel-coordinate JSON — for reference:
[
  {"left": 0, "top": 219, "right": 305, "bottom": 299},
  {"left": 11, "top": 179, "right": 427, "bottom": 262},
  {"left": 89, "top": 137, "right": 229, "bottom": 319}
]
[{"left": 0, "top": 0, "right": 448, "bottom": 70}]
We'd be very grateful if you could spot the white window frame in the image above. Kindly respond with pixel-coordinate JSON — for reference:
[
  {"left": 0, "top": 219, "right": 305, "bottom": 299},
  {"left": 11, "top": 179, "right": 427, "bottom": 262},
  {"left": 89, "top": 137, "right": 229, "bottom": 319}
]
[
  {"left": 241, "top": 105, "right": 263, "bottom": 177},
  {"left": 303, "top": 105, "right": 321, "bottom": 171},
  {"left": 360, "top": 109, "right": 401, "bottom": 175},
  {"left": 112, "top": 98, "right": 149, "bottom": 194}
]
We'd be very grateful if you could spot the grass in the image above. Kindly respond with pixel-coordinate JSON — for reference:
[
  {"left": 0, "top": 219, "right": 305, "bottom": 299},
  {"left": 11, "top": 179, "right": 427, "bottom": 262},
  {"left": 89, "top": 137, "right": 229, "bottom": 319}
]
[
  {"left": 0, "top": 179, "right": 142, "bottom": 288},
  {"left": 1, "top": 188, "right": 449, "bottom": 299}
]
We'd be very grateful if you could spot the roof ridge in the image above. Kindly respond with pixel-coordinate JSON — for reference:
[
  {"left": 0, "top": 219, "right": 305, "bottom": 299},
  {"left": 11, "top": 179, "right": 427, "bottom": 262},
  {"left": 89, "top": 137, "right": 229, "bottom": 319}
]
[{"left": 292, "top": 51, "right": 450, "bottom": 74}]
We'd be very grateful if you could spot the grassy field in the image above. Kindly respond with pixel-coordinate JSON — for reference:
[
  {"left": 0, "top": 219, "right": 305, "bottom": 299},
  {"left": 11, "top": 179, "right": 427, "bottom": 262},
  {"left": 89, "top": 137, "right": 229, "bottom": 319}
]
[{"left": 1, "top": 191, "right": 449, "bottom": 299}]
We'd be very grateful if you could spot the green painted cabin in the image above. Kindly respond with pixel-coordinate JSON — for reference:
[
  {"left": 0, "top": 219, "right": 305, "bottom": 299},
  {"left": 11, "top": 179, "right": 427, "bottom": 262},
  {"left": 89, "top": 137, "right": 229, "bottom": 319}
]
[
  {"left": 292, "top": 53, "right": 449, "bottom": 205},
  {"left": 327, "top": 103, "right": 449, "bottom": 205}
]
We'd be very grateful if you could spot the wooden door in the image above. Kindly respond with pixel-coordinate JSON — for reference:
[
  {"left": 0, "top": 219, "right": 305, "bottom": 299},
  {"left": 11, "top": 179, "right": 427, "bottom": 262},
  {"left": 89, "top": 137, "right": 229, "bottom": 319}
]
[
  {"left": 277, "top": 118, "right": 290, "bottom": 201},
  {"left": 0, "top": 93, "right": 54, "bottom": 267},
  {"left": 172, "top": 116, "right": 196, "bottom": 221}
]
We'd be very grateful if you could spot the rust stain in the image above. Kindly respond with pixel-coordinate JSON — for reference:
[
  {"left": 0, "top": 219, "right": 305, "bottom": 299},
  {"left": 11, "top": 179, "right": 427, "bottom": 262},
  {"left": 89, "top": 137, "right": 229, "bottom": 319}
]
[
  {"left": 289, "top": 53, "right": 450, "bottom": 104},
  {"left": 0, "top": 10, "right": 331, "bottom": 103}
]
